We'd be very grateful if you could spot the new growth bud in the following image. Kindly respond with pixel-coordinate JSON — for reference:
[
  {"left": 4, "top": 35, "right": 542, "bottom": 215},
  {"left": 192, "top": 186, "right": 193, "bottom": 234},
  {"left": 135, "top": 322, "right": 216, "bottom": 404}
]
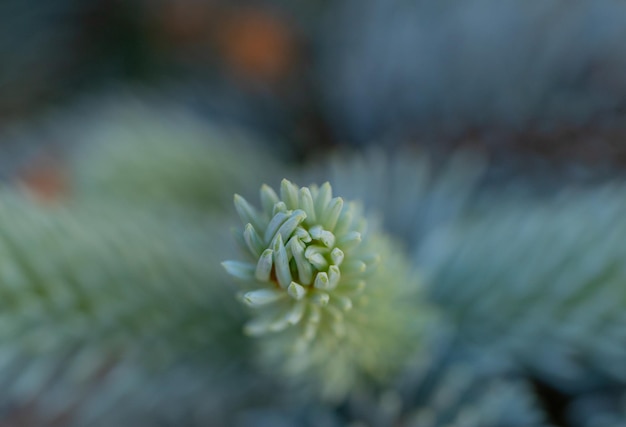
[
  {"left": 224, "top": 179, "right": 426, "bottom": 399},
  {"left": 225, "top": 179, "right": 372, "bottom": 344}
]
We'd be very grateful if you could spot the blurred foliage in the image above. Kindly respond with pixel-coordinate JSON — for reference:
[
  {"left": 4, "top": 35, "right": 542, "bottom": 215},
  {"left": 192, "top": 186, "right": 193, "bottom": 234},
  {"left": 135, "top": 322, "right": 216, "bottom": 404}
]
[
  {"left": 341, "top": 331, "right": 549, "bottom": 427},
  {"left": 68, "top": 100, "right": 281, "bottom": 213},
  {"left": 2, "top": 1, "right": 626, "bottom": 426},
  {"left": 319, "top": 0, "right": 626, "bottom": 145},
  {"left": 417, "top": 184, "right": 626, "bottom": 393},
  {"left": 0, "top": 191, "right": 258, "bottom": 425},
  {"left": 302, "top": 147, "right": 486, "bottom": 250},
  {"left": 567, "top": 390, "right": 626, "bottom": 427}
]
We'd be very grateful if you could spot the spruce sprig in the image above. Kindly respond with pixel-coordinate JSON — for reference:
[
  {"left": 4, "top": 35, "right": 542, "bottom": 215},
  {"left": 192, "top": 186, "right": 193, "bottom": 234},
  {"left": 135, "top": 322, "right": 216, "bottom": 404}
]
[{"left": 224, "top": 179, "right": 429, "bottom": 399}]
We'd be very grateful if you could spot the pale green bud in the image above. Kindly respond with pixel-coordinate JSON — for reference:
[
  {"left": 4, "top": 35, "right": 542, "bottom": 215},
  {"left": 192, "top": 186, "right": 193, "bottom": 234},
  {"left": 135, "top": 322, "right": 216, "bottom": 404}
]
[{"left": 224, "top": 179, "right": 427, "bottom": 399}]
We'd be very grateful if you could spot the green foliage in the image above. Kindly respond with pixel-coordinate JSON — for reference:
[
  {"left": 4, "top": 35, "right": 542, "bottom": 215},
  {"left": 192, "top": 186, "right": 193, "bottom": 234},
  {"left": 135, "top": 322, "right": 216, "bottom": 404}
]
[
  {"left": 224, "top": 179, "right": 430, "bottom": 400},
  {"left": 342, "top": 330, "right": 549, "bottom": 427},
  {"left": 304, "top": 147, "right": 485, "bottom": 250},
  {"left": 0, "top": 189, "right": 255, "bottom": 424},
  {"left": 229, "top": 330, "right": 550, "bottom": 427},
  {"left": 69, "top": 102, "right": 280, "bottom": 213},
  {"left": 417, "top": 184, "right": 626, "bottom": 390},
  {"left": 1, "top": 113, "right": 596, "bottom": 424}
]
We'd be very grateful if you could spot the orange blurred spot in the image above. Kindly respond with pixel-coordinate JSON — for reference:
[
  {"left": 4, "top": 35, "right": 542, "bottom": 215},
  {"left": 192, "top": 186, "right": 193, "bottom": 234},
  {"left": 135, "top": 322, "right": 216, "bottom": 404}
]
[
  {"left": 18, "top": 155, "right": 68, "bottom": 203},
  {"left": 216, "top": 8, "right": 297, "bottom": 84}
]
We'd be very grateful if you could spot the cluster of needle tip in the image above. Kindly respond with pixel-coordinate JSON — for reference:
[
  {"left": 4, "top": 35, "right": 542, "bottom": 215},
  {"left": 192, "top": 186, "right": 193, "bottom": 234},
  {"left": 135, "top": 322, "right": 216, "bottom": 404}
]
[{"left": 223, "top": 179, "right": 379, "bottom": 344}]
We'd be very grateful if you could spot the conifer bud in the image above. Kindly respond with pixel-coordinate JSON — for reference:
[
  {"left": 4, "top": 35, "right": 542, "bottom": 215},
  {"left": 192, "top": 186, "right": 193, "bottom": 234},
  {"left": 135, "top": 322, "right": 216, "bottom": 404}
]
[{"left": 224, "top": 179, "right": 428, "bottom": 399}]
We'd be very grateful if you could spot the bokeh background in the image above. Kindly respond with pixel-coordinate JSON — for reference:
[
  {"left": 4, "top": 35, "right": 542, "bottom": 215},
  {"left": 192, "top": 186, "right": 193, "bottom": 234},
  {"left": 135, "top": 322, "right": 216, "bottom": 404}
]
[
  {"left": 6, "top": 0, "right": 626, "bottom": 173},
  {"left": 2, "top": 1, "right": 626, "bottom": 426}
]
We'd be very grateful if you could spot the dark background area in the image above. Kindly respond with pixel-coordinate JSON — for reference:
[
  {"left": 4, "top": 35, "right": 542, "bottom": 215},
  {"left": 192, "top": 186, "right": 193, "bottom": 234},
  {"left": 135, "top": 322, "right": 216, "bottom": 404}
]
[{"left": 4, "top": 0, "right": 626, "bottom": 171}]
